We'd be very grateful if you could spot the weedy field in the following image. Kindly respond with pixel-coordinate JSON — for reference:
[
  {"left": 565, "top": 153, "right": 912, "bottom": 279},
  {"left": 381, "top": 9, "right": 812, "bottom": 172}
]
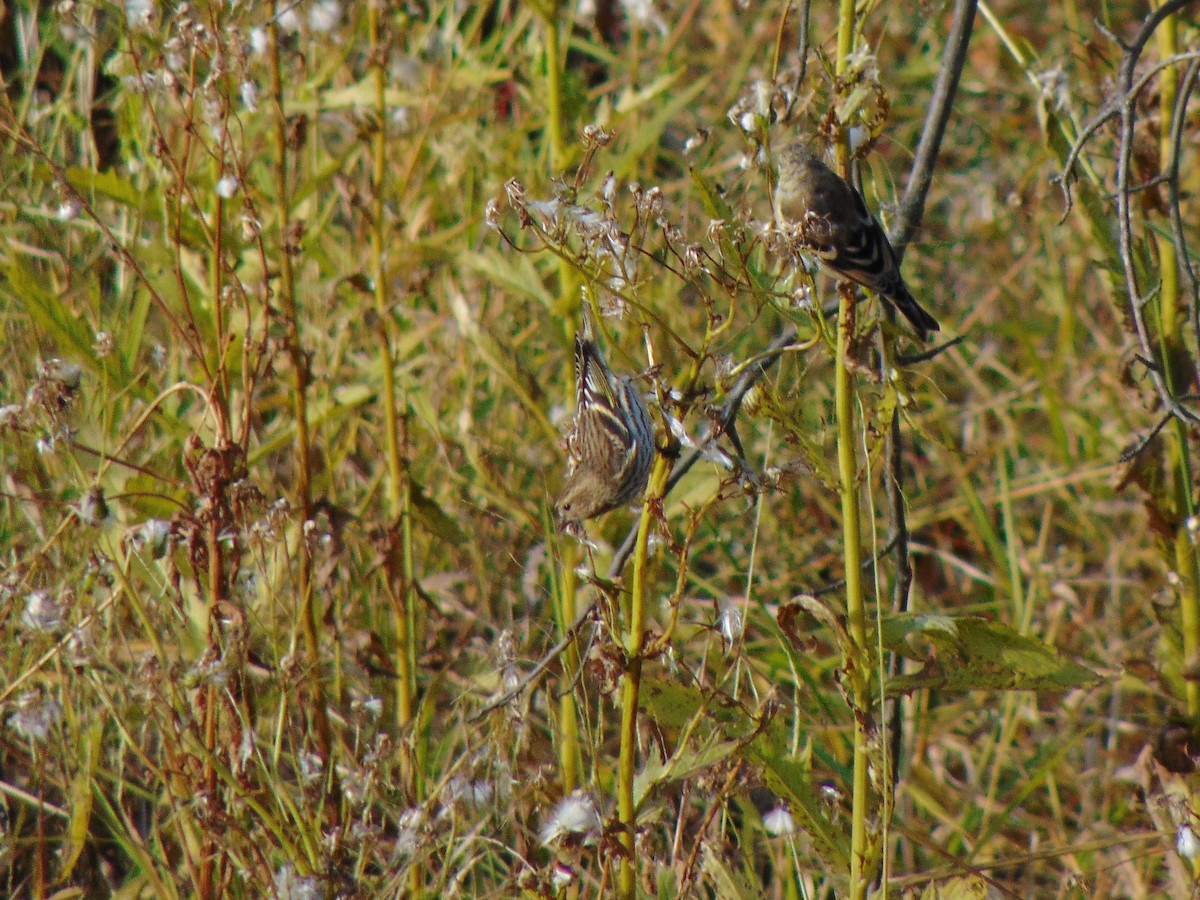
[{"left": 1, "top": 0, "right": 1198, "bottom": 897}]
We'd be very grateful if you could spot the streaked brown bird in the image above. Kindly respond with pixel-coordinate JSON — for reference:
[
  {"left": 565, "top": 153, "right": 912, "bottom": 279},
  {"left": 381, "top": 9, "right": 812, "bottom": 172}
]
[
  {"left": 775, "top": 142, "right": 940, "bottom": 341},
  {"left": 555, "top": 309, "right": 655, "bottom": 525}
]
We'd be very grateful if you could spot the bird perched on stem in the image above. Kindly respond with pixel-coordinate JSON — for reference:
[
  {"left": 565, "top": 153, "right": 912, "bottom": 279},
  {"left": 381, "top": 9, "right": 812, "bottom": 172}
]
[
  {"left": 555, "top": 308, "right": 655, "bottom": 526},
  {"left": 775, "top": 141, "right": 940, "bottom": 341}
]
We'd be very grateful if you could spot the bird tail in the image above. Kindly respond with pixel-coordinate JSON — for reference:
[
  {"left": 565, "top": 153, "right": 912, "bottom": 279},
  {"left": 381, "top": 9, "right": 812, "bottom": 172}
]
[{"left": 886, "top": 282, "right": 940, "bottom": 342}]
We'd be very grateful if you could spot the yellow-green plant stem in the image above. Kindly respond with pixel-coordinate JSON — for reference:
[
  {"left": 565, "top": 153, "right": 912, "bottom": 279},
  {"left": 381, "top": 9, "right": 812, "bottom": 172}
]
[
  {"left": 368, "top": 8, "right": 422, "bottom": 884},
  {"left": 835, "top": 1, "right": 872, "bottom": 896},
  {"left": 836, "top": 282, "right": 871, "bottom": 899},
  {"left": 557, "top": 540, "right": 582, "bottom": 792},
  {"left": 269, "top": 0, "right": 338, "bottom": 819},
  {"left": 617, "top": 456, "right": 670, "bottom": 899},
  {"left": 368, "top": 0, "right": 414, "bottom": 736},
  {"left": 1152, "top": 3, "right": 1200, "bottom": 721},
  {"left": 536, "top": 0, "right": 583, "bottom": 803},
  {"left": 398, "top": 471, "right": 420, "bottom": 774},
  {"left": 533, "top": 0, "right": 567, "bottom": 171},
  {"left": 834, "top": 0, "right": 856, "bottom": 174},
  {"left": 368, "top": 4, "right": 405, "bottom": 578}
]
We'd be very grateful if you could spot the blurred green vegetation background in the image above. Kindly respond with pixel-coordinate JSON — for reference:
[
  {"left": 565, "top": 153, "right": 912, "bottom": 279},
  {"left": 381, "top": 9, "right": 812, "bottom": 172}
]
[{"left": 1, "top": 0, "right": 1198, "bottom": 896}]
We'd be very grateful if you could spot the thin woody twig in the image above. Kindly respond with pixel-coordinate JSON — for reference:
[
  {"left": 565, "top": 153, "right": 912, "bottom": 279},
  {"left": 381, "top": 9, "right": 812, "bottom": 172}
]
[
  {"left": 1057, "top": 46, "right": 1200, "bottom": 223},
  {"left": 794, "top": 0, "right": 812, "bottom": 102},
  {"left": 806, "top": 535, "right": 902, "bottom": 596},
  {"left": 891, "top": 0, "right": 979, "bottom": 258},
  {"left": 1113, "top": 0, "right": 1200, "bottom": 427},
  {"left": 880, "top": 0, "right": 977, "bottom": 803},
  {"left": 469, "top": 604, "right": 602, "bottom": 722},
  {"left": 896, "top": 334, "right": 966, "bottom": 366},
  {"left": 1167, "top": 57, "right": 1200, "bottom": 392}
]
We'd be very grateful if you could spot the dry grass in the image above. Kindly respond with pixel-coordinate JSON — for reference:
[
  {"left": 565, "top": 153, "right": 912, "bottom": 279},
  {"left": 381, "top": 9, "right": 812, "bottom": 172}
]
[{"left": 0, "top": 0, "right": 1197, "bottom": 897}]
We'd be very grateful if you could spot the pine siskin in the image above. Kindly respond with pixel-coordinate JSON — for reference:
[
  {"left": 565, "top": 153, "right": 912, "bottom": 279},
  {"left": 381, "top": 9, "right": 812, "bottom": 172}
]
[
  {"left": 555, "top": 309, "right": 655, "bottom": 525},
  {"left": 775, "top": 142, "right": 940, "bottom": 341}
]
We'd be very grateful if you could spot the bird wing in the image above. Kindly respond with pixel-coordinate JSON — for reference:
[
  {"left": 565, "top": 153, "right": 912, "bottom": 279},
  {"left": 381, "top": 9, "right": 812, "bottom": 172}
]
[
  {"left": 571, "top": 335, "right": 635, "bottom": 477},
  {"left": 805, "top": 183, "right": 900, "bottom": 293}
]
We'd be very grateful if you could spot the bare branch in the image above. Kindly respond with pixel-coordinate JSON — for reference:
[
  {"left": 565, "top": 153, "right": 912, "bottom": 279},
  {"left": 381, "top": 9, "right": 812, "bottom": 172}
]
[
  {"left": 891, "top": 0, "right": 979, "bottom": 259},
  {"left": 1113, "top": 0, "right": 1200, "bottom": 426},
  {"left": 1168, "top": 57, "right": 1200, "bottom": 390},
  {"left": 884, "top": 0, "right": 977, "bottom": 802},
  {"left": 469, "top": 604, "right": 602, "bottom": 721}
]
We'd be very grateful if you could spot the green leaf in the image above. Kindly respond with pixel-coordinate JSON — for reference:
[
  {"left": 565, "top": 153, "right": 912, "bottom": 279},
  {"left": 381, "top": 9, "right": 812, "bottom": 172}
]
[
  {"left": 3, "top": 259, "right": 102, "bottom": 373},
  {"left": 55, "top": 166, "right": 207, "bottom": 251},
  {"left": 614, "top": 69, "right": 686, "bottom": 115},
  {"left": 62, "top": 165, "right": 145, "bottom": 209},
  {"left": 702, "top": 850, "right": 765, "bottom": 899},
  {"left": 690, "top": 167, "right": 736, "bottom": 223},
  {"left": 611, "top": 74, "right": 712, "bottom": 178},
  {"left": 639, "top": 677, "right": 712, "bottom": 729},
  {"left": 292, "top": 149, "right": 357, "bottom": 208},
  {"left": 881, "top": 614, "right": 1102, "bottom": 694},
  {"left": 633, "top": 737, "right": 741, "bottom": 808},
  {"left": 639, "top": 677, "right": 848, "bottom": 871},
  {"left": 746, "top": 728, "right": 850, "bottom": 872},
  {"left": 121, "top": 285, "right": 153, "bottom": 375},
  {"left": 60, "top": 720, "right": 104, "bottom": 880},
  {"left": 920, "top": 876, "right": 988, "bottom": 899},
  {"left": 313, "top": 66, "right": 510, "bottom": 114},
  {"left": 120, "top": 474, "right": 186, "bottom": 521},
  {"left": 411, "top": 480, "right": 468, "bottom": 546},
  {"left": 447, "top": 290, "right": 559, "bottom": 444},
  {"left": 460, "top": 248, "right": 556, "bottom": 311}
]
